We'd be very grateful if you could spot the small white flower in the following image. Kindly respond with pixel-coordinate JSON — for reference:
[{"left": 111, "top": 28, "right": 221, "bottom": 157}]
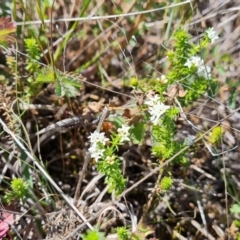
[
  {"left": 160, "top": 75, "right": 168, "bottom": 84},
  {"left": 88, "top": 131, "right": 109, "bottom": 161},
  {"left": 145, "top": 94, "right": 160, "bottom": 107},
  {"left": 184, "top": 58, "right": 193, "bottom": 68},
  {"left": 148, "top": 102, "right": 170, "bottom": 125},
  {"left": 145, "top": 95, "right": 170, "bottom": 125},
  {"left": 106, "top": 156, "right": 115, "bottom": 165},
  {"left": 191, "top": 56, "right": 204, "bottom": 67},
  {"left": 206, "top": 28, "right": 219, "bottom": 43},
  {"left": 88, "top": 131, "right": 109, "bottom": 145},
  {"left": 184, "top": 55, "right": 212, "bottom": 80},
  {"left": 88, "top": 144, "right": 105, "bottom": 162},
  {"left": 184, "top": 56, "right": 203, "bottom": 68},
  {"left": 149, "top": 112, "right": 161, "bottom": 125},
  {"left": 117, "top": 124, "right": 131, "bottom": 143},
  {"left": 197, "top": 65, "right": 211, "bottom": 79}
]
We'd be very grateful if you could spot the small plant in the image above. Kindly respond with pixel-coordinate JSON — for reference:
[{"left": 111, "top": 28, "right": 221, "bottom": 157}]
[
  {"left": 0, "top": 1, "right": 237, "bottom": 239},
  {"left": 4, "top": 178, "right": 29, "bottom": 204},
  {"left": 6, "top": 36, "right": 83, "bottom": 98},
  {"left": 82, "top": 227, "right": 105, "bottom": 240},
  {"left": 117, "top": 227, "right": 130, "bottom": 240},
  {"left": 24, "top": 38, "right": 41, "bottom": 74},
  {"left": 87, "top": 28, "right": 219, "bottom": 194},
  {"left": 208, "top": 126, "right": 224, "bottom": 144},
  {"left": 88, "top": 124, "right": 130, "bottom": 195},
  {"left": 160, "top": 176, "right": 174, "bottom": 191}
]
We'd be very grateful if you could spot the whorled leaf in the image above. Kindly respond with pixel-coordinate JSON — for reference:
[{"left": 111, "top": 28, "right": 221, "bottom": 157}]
[
  {"left": 55, "top": 72, "right": 82, "bottom": 98},
  {"left": 35, "top": 67, "right": 55, "bottom": 83}
]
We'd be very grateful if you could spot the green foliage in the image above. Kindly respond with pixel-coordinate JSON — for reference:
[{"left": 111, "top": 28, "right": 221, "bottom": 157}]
[
  {"left": 55, "top": 72, "right": 82, "bottom": 98},
  {"left": 25, "top": 38, "right": 41, "bottom": 73},
  {"left": 35, "top": 67, "right": 82, "bottom": 97},
  {"left": 82, "top": 27, "right": 218, "bottom": 197},
  {"left": 231, "top": 219, "right": 240, "bottom": 240},
  {"left": 151, "top": 112, "right": 186, "bottom": 163},
  {"left": 226, "top": 78, "right": 239, "bottom": 109},
  {"left": 183, "top": 77, "right": 208, "bottom": 104},
  {"left": 4, "top": 178, "right": 29, "bottom": 204},
  {"left": 21, "top": 37, "right": 82, "bottom": 98},
  {"left": 208, "top": 126, "right": 224, "bottom": 144},
  {"left": 230, "top": 204, "right": 240, "bottom": 214},
  {"left": 128, "top": 28, "right": 217, "bottom": 168},
  {"left": 91, "top": 121, "right": 130, "bottom": 195},
  {"left": 6, "top": 55, "right": 17, "bottom": 75},
  {"left": 130, "top": 122, "right": 145, "bottom": 144},
  {"left": 97, "top": 155, "right": 126, "bottom": 195},
  {"left": 117, "top": 227, "right": 130, "bottom": 240},
  {"left": 35, "top": 67, "right": 55, "bottom": 83},
  {"left": 167, "top": 28, "right": 192, "bottom": 82},
  {"left": 22, "top": 62, "right": 82, "bottom": 98},
  {"left": 82, "top": 227, "right": 105, "bottom": 240},
  {"left": 166, "top": 28, "right": 213, "bottom": 105},
  {"left": 129, "top": 77, "right": 139, "bottom": 88},
  {"left": 1, "top": 1, "right": 233, "bottom": 239},
  {"left": 160, "top": 176, "right": 173, "bottom": 191}
]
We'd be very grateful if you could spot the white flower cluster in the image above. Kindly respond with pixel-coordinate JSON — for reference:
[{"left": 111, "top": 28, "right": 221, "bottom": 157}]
[
  {"left": 117, "top": 124, "right": 131, "bottom": 143},
  {"left": 206, "top": 28, "right": 219, "bottom": 43},
  {"left": 88, "top": 131, "right": 109, "bottom": 161},
  {"left": 184, "top": 55, "right": 211, "bottom": 79},
  {"left": 145, "top": 94, "right": 170, "bottom": 125}
]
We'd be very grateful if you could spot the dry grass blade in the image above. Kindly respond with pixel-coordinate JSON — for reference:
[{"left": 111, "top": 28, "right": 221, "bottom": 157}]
[{"left": 0, "top": 118, "right": 93, "bottom": 230}]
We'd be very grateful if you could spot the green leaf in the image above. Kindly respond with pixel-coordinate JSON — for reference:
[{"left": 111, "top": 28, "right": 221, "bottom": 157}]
[
  {"left": 207, "top": 80, "right": 220, "bottom": 98},
  {"left": 230, "top": 204, "right": 240, "bottom": 214},
  {"left": 55, "top": 72, "right": 82, "bottom": 98},
  {"left": 228, "top": 88, "right": 237, "bottom": 109},
  {"left": 80, "top": 0, "right": 91, "bottom": 17},
  {"left": 60, "top": 82, "right": 79, "bottom": 98},
  {"left": 55, "top": 81, "right": 62, "bottom": 97},
  {"left": 61, "top": 77, "right": 82, "bottom": 88},
  {"left": 226, "top": 78, "right": 239, "bottom": 109},
  {"left": 35, "top": 68, "right": 55, "bottom": 83},
  {"left": 130, "top": 122, "right": 145, "bottom": 144}
]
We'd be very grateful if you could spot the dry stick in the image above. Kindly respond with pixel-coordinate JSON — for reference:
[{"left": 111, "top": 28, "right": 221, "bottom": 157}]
[
  {"left": 138, "top": 166, "right": 164, "bottom": 226},
  {"left": 73, "top": 106, "right": 109, "bottom": 205},
  {"left": 0, "top": 118, "right": 93, "bottom": 230},
  {"left": 191, "top": 220, "right": 215, "bottom": 240}
]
